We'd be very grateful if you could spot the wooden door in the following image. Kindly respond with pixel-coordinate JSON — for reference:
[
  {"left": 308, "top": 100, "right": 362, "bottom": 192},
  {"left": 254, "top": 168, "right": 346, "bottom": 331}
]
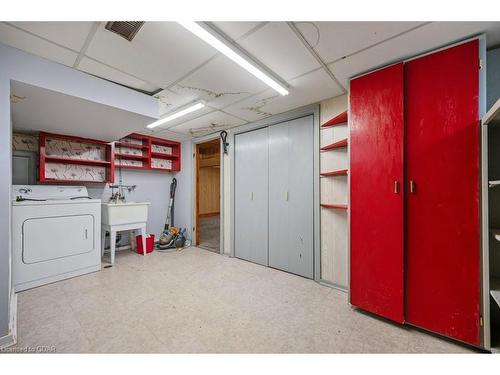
[
  {"left": 349, "top": 63, "right": 405, "bottom": 323},
  {"left": 404, "top": 40, "right": 481, "bottom": 346}
]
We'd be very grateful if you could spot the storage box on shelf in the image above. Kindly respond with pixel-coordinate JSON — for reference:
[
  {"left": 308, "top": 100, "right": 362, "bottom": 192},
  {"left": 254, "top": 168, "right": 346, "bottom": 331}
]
[
  {"left": 114, "top": 133, "right": 181, "bottom": 172},
  {"left": 39, "top": 132, "right": 114, "bottom": 183}
]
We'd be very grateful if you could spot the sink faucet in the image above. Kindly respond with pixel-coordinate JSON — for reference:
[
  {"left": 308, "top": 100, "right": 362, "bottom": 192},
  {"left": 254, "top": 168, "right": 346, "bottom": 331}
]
[{"left": 108, "top": 184, "right": 136, "bottom": 203}]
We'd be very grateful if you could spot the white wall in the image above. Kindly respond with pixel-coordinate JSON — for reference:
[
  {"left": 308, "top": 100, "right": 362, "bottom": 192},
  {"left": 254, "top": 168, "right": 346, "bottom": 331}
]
[{"left": 0, "top": 42, "right": 158, "bottom": 339}]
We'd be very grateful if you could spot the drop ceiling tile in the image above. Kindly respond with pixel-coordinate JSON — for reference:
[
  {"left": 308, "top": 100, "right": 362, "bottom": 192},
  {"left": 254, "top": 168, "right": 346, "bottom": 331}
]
[
  {"left": 222, "top": 91, "right": 280, "bottom": 122},
  {"left": 85, "top": 22, "right": 217, "bottom": 88},
  {"left": 329, "top": 22, "right": 500, "bottom": 88},
  {"left": 212, "top": 22, "right": 262, "bottom": 41},
  {"left": 78, "top": 57, "right": 159, "bottom": 93},
  {"left": 170, "top": 54, "right": 268, "bottom": 109},
  {"left": 147, "top": 105, "right": 214, "bottom": 132},
  {"left": 295, "top": 21, "right": 425, "bottom": 64},
  {"left": 138, "top": 129, "right": 191, "bottom": 142},
  {"left": 238, "top": 22, "right": 320, "bottom": 80},
  {"left": 154, "top": 89, "right": 195, "bottom": 116},
  {"left": 9, "top": 22, "right": 95, "bottom": 51},
  {"left": 168, "top": 110, "right": 246, "bottom": 135},
  {"left": 0, "top": 23, "right": 78, "bottom": 67},
  {"left": 225, "top": 69, "right": 343, "bottom": 121},
  {"left": 262, "top": 69, "right": 344, "bottom": 115}
]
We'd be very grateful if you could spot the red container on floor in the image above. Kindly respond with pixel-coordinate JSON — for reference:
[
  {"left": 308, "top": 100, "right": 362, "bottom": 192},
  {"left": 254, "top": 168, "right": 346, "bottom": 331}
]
[{"left": 135, "top": 234, "right": 155, "bottom": 254}]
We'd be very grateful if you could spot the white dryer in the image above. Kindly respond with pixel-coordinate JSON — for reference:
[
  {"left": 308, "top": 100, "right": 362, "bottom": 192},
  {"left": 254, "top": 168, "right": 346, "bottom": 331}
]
[{"left": 12, "top": 185, "right": 102, "bottom": 292}]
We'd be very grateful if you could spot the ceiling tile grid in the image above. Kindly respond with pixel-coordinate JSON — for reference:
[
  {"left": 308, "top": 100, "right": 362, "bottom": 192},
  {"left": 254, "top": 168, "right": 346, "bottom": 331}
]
[
  {"left": 295, "top": 21, "right": 427, "bottom": 64},
  {"left": 212, "top": 22, "right": 263, "bottom": 41},
  {"left": 169, "top": 54, "right": 269, "bottom": 110},
  {"left": 237, "top": 22, "right": 321, "bottom": 80},
  {"left": 84, "top": 22, "right": 218, "bottom": 88},
  {"left": 9, "top": 22, "right": 96, "bottom": 51},
  {"left": 329, "top": 22, "right": 500, "bottom": 88},
  {"left": 166, "top": 110, "right": 246, "bottom": 135},
  {"left": 3, "top": 21, "right": 500, "bottom": 139},
  {"left": 78, "top": 57, "right": 159, "bottom": 93},
  {"left": 0, "top": 22, "right": 78, "bottom": 67}
]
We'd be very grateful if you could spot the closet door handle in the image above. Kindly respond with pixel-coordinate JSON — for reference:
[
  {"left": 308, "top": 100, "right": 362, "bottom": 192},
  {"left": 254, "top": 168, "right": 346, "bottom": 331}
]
[
  {"left": 250, "top": 192, "right": 254, "bottom": 201},
  {"left": 394, "top": 181, "right": 399, "bottom": 194},
  {"left": 410, "top": 180, "right": 416, "bottom": 193},
  {"left": 285, "top": 191, "right": 289, "bottom": 201}
]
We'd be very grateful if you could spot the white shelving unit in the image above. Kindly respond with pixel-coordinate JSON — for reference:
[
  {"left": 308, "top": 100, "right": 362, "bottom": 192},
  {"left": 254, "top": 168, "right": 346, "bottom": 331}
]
[
  {"left": 483, "top": 97, "right": 500, "bottom": 351},
  {"left": 491, "top": 278, "right": 500, "bottom": 308},
  {"left": 491, "top": 229, "right": 500, "bottom": 242},
  {"left": 484, "top": 98, "right": 500, "bottom": 127}
]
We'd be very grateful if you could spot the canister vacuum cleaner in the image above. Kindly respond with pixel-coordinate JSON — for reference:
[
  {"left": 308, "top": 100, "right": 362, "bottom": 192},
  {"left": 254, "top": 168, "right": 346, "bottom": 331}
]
[{"left": 156, "top": 178, "right": 191, "bottom": 251}]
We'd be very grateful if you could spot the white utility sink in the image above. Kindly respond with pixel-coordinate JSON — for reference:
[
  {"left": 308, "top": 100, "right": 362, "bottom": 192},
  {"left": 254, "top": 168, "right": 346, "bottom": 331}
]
[{"left": 101, "top": 202, "right": 151, "bottom": 226}]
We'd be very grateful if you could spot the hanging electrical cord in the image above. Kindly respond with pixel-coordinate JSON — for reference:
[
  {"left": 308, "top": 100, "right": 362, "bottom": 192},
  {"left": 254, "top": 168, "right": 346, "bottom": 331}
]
[{"left": 220, "top": 130, "right": 229, "bottom": 154}]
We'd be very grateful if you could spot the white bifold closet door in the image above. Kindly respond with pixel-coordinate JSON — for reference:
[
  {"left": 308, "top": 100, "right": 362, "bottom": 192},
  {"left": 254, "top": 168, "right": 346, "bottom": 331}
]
[
  {"left": 269, "top": 115, "right": 314, "bottom": 278},
  {"left": 234, "top": 127, "right": 269, "bottom": 266},
  {"left": 234, "top": 116, "right": 314, "bottom": 278}
]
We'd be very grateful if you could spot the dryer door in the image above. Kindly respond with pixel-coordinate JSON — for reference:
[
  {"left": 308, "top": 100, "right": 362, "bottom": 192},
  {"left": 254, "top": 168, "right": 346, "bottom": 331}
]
[{"left": 23, "top": 214, "right": 94, "bottom": 264}]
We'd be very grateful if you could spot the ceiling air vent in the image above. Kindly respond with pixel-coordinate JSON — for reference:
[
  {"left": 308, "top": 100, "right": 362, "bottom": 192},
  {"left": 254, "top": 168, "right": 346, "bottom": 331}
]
[{"left": 105, "top": 21, "right": 145, "bottom": 41}]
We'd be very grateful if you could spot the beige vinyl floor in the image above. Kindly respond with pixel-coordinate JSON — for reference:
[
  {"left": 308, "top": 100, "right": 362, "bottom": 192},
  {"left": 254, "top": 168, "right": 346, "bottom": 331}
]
[{"left": 7, "top": 248, "right": 476, "bottom": 353}]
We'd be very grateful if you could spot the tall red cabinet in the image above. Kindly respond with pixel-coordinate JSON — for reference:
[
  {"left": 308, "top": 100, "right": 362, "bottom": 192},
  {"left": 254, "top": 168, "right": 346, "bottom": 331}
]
[
  {"left": 350, "top": 39, "right": 482, "bottom": 347},
  {"left": 350, "top": 63, "right": 405, "bottom": 323}
]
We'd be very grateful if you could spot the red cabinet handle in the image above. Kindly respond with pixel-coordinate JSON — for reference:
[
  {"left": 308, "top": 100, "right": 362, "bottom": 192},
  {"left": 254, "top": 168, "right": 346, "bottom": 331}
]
[
  {"left": 410, "top": 180, "right": 416, "bottom": 193},
  {"left": 394, "top": 181, "right": 399, "bottom": 194}
]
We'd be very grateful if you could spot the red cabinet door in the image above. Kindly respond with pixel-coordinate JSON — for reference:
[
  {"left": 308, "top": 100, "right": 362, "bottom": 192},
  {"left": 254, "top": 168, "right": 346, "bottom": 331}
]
[
  {"left": 405, "top": 40, "right": 481, "bottom": 345},
  {"left": 350, "top": 63, "right": 405, "bottom": 323}
]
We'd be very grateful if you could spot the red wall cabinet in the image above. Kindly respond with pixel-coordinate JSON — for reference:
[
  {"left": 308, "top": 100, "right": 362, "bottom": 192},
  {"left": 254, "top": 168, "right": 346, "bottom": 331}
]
[
  {"left": 39, "top": 132, "right": 115, "bottom": 184},
  {"left": 115, "top": 133, "right": 181, "bottom": 172},
  {"left": 349, "top": 40, "right": 482, "bottom": 346}
]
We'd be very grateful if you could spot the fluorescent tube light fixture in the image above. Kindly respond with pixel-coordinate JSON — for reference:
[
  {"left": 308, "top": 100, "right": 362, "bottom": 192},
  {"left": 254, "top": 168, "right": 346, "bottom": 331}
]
[
  {"left": 147, "top": 102, "right": 205, "bottom": 129},
  {"left": 178, "top": 21, "right": 289, "bottom": 96}
]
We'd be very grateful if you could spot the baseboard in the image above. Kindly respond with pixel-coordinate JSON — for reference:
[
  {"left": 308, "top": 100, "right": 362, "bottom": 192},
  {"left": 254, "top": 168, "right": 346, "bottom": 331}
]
[
  {"left": 0, "top": 293, "right": 17, "bottom": 349},
  {"left": 318, "top": 279, "right": 348, "bottom": 293}
]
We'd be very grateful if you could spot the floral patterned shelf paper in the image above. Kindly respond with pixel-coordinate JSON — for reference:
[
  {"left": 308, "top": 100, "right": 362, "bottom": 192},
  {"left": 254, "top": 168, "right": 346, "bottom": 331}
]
[
  {"left": 45, "top": 138, "right": 106, "bottom": 161},
  {"left": 151, "top": 158, "right": 173, "bottom": 170},
  {"left": 13, "top": 133, "right": 38, "bottom": 152},
  {"left": 116, "top": 159, "right": 144, "bottom": 167},
  {"left": 151, "top": 144, "right": 173, "bottom": 155},
  {"left": 115, "top": 146, "right": 144, "bottom": 156},
  {"left": 120, "top": 137, "right": 144, "bottom": 146},
  {"left": 45, "top": 163, "right": 106, "bottom": 182}
]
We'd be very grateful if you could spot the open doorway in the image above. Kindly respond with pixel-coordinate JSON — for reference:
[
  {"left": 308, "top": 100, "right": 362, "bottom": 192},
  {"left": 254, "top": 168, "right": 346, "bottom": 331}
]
[{"left": 195, "top": 139, "right": 221, "bottom": 253}]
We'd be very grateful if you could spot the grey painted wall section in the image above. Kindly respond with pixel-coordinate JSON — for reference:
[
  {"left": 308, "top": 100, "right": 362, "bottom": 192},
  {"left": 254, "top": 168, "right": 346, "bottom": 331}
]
[
  {"left": 488, "top": 47, "right": 500, "bottom": 110},
  {"left": 0, "top": 42, "right": 158, "bottom": 338}
]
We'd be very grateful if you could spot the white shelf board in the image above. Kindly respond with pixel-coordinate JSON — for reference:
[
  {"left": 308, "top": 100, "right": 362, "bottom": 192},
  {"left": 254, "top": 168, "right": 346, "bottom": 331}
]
[
  {"left": 483, "top": 98, "right": 500, "bottom": 126},
  {"left": 491, "top": 277, "right": 500, "bottom": 308},
  {"left": 489, "top": 180, "right": 500, "bottom": 187},
  {"left": 491, "top": 229, "right": 500, "bottom": 242}
]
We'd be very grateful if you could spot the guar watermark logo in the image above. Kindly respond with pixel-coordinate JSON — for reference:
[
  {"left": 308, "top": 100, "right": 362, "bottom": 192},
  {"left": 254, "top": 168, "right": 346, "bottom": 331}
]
[{"left": 1, "top": 345, "right": 57, "bottom": 353}]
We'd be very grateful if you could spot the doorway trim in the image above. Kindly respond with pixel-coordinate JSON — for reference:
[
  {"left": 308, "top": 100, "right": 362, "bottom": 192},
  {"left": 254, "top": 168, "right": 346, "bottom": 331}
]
[
  {"left": 229, "top": 103, "right": 321, "bottom": 281},
  {"left": 191, "top": 135, "right": 224, "bottom": 255}
]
